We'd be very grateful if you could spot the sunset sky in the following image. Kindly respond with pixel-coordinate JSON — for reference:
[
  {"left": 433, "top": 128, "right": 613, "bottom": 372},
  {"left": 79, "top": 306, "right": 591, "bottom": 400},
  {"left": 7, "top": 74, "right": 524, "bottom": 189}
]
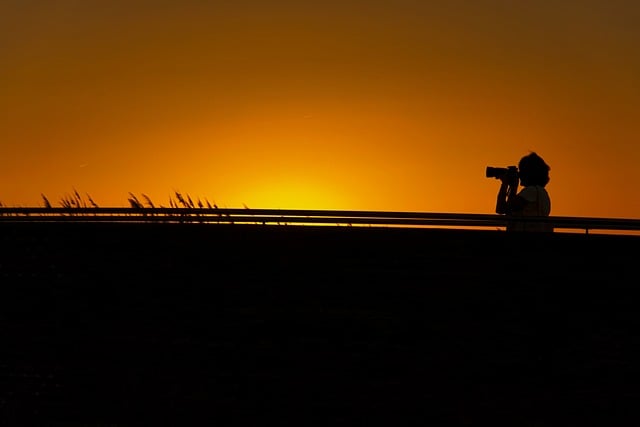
[{"left": 2, "top": 1, "right": 639, "bottom": 219}]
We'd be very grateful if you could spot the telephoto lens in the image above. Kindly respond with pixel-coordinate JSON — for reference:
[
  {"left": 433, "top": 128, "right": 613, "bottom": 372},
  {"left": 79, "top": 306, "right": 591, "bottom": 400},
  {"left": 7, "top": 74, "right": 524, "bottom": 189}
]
[
  {"left": 486, "top": 166, "right": 507, "bottom": 178},
  {"left": 485, "top": 166, "right": 517, "bottom": 179}
]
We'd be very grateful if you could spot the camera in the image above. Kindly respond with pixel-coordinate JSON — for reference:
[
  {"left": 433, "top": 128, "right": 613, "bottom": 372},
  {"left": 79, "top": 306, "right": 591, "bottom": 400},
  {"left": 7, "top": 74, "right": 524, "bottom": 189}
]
[{"left": 486, "top": 165, "right": 518, "bottom": 179}]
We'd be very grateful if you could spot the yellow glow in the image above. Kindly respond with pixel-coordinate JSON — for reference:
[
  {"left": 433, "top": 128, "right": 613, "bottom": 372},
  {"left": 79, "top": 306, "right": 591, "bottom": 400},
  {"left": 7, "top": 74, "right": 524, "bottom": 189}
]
[{"left": 237, "top": 177, "right": 348, "bottom": 210}]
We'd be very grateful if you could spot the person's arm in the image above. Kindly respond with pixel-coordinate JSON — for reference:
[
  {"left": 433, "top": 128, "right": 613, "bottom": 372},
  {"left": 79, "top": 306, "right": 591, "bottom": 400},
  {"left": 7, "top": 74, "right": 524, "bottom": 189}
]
[{"left": 495, "top": 175, "right": 524, "bottom": 214}]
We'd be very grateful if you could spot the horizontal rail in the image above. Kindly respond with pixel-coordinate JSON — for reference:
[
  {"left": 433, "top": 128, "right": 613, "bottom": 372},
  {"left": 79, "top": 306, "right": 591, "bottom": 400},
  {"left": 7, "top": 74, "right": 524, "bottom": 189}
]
[{"left": 1, "top": 207, "right": 639, "bottom": 234}]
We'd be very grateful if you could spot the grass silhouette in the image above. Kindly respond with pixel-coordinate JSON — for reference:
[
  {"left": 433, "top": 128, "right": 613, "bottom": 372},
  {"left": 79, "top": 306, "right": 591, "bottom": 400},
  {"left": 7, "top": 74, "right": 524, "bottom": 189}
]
[
  {"left": 3, "top": 190, "right": 224, "bottom": 210},
  {"left": 127, "top": 193, "right": 143, "bottom": 209},
  {"left": 53, "top": 189, "right": 99, "bottom": 209},
  {"left": 41, "top": 194, "right": 52, "bottom": 208}
]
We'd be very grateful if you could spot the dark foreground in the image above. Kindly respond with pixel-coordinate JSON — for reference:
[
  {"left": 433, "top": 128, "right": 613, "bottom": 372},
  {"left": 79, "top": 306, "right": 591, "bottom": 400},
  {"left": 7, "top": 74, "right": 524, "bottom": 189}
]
[{"left": 1, "top": 222, "right": 639, "bottom": 425}]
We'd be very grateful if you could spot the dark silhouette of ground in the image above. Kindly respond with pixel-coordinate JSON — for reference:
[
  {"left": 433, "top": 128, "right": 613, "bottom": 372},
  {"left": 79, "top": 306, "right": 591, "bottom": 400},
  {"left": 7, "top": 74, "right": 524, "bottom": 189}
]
[{"left": 1, "top": 223, "right": 639, "bottom": 425}]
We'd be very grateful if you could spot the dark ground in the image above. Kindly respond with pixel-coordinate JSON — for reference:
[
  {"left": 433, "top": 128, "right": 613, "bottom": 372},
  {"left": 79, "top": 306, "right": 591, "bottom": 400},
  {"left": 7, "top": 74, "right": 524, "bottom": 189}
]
[{"left": 1, "top": 222, "right": 639, "bottom": 425}]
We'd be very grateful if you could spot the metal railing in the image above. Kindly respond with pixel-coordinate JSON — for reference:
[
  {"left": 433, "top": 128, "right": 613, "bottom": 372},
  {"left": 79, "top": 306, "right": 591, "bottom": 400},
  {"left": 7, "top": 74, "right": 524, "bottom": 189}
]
[{"left": 1, "top": 207, "right": 639, "bottom": 235}]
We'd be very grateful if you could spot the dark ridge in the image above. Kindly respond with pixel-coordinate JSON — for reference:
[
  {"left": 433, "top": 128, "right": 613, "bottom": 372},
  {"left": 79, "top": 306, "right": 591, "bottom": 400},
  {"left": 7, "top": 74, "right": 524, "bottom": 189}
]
[{"left": 1, "top": 222, "right": 638, "bottom": 425}]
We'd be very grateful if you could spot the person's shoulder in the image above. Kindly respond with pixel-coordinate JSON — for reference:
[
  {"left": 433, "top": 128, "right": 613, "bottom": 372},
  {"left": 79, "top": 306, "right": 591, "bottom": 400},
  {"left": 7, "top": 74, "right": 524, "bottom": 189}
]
[{"left": 517, "top": 186, "right": 539, "bottom": 201}]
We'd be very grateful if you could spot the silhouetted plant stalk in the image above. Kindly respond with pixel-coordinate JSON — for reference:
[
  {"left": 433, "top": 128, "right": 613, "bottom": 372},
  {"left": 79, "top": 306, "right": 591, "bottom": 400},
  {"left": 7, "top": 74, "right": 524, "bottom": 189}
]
[
  {"left": 88, "top": 195, "right": 98, "bottom": 208},
  {"left": 55, "top": 189, "right": 99, "bottom": 215},
  {"left": 41, "top": 194, "right": 52, "bottom": 209},
  {"left": 128, "top": 193, "right": 143, "bottom": 209},
  {"left": 124, "top": 191, "right": 222, "bottom": 223},
  {"left": 142, "top": 194, "right": 155, "bottom": 208},
  {"left": 2, "top": 191, "right": 255, "bottom": 224}
]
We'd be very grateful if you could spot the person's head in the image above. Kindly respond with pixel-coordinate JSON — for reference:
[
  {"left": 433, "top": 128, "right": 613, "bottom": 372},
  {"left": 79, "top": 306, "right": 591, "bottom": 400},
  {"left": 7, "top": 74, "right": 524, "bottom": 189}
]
[{"left": 518, "top": 152, "right": 550, "bottom": 187}]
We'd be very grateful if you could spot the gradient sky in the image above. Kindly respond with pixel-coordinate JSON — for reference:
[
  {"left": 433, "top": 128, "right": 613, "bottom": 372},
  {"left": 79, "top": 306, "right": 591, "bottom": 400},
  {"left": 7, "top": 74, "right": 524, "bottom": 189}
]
[{"left": 2, "top": 0, "right": 639, "bottom": 218}]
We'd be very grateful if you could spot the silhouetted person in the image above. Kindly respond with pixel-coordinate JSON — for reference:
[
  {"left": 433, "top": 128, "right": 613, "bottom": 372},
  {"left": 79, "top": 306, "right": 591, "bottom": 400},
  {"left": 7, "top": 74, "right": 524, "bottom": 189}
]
[{"left": 495, "top": 151, "right": 553, "bottom": 232}]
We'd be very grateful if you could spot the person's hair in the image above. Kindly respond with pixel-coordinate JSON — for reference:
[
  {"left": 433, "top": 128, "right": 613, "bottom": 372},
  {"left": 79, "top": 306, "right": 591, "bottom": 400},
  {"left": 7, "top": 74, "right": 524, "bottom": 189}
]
[{"left": 518, "top": 152, "right": 550, "bottom": 187}]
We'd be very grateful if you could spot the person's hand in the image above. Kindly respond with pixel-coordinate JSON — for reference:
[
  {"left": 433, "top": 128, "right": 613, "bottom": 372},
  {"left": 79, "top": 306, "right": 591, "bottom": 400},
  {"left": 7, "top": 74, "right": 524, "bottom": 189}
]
[
  {"left": 499, "top": 175, "right": 514, "bottom": 187},
  {"left": 500, "top": 172, "right": 518, "bottom": 187}
]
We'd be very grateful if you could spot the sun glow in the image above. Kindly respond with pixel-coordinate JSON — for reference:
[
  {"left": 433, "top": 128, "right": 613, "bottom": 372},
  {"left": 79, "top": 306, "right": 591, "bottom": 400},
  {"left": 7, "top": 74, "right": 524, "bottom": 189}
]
[{"left": 238, "top": 177, "right": 348, "bottom": 210}]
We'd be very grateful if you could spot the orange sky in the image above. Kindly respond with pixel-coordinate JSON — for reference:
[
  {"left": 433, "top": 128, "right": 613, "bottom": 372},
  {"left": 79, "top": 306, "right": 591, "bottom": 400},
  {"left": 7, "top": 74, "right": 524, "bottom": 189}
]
[{"left": 2, "top": 1, "right": 639, "bottom": 218}]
